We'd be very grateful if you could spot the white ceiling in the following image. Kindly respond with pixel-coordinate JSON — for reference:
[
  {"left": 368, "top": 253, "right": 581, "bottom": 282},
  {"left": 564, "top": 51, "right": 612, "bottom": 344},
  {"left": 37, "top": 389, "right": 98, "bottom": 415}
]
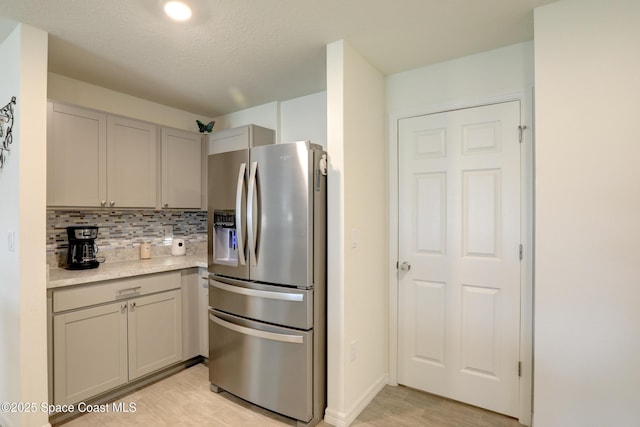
[{"left": 0, "top": 0, "right": 556, "bottom": 117}]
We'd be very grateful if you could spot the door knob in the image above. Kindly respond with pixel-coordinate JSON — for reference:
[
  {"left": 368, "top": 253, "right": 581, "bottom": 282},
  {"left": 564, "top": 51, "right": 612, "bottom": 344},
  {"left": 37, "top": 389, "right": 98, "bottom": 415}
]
[{"left": 399, "top": 261, "right": 411, "bottom": 271}]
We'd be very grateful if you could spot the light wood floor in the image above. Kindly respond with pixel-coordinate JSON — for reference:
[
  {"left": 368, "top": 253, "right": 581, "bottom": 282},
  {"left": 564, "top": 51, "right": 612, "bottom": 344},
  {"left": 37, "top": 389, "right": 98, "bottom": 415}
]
[{"left": 58, "top": 363, "right": 522, "bottom": 426}]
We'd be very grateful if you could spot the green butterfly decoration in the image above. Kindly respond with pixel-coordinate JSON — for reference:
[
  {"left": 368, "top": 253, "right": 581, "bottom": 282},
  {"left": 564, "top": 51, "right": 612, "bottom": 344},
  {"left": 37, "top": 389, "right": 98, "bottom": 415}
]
[{"left": 196, "top": 120, "right": 215, "bottom": 133}]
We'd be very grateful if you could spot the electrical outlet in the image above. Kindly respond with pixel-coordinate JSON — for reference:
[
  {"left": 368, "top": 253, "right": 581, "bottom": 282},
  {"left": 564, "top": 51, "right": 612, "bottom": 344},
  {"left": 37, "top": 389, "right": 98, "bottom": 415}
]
[
  {"left": 163, "top": 225, "right": 174, "bottom": 244},
  {"left": 350, "top": 340, "right": 358, "bottom": 362},
  {"left": 7, "top": 231, "right": 16, "bottom": 252}
]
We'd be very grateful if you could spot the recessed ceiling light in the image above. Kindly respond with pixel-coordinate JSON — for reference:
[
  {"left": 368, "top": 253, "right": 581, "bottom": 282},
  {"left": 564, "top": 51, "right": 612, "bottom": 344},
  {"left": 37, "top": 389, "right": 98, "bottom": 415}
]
[{"left": 164, "top": 1, "right": 192, "bottom": 21}]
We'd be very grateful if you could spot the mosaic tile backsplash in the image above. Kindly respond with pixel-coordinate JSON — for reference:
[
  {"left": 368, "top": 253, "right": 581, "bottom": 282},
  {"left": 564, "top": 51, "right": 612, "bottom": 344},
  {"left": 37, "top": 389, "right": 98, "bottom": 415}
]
[{"left": 47, "top": 209, "right": 208, "bottom": 267}]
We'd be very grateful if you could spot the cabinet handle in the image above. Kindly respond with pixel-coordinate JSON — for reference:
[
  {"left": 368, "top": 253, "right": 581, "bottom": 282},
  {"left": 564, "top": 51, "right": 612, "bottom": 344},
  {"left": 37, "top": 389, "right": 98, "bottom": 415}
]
[
  {"left": 109, "top": 201, "right": 115, "bottom": 207},
  {"left": 130, "top": 301, "right": 136, "bottom": 309},
  {"left": 121, "top": 303, "right": 127, "bottom": 310},
  {"left": 101, "top": 200, "right": 107, "bottom": 207},
  {"left": 164, "top": 203, "right": 169, "bottom": 208},
  {"left": 118, "top": 286, "right": 141, "bottom": 295}
]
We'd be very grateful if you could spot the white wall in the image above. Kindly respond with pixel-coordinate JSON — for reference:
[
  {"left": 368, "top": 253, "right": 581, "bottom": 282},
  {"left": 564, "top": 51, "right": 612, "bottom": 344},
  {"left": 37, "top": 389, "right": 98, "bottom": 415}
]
[
  {"left": 48, "top": 72, "right": 209, "bottom": 131},
  {"left": 0, "top": 24, "right": 48, "bottom": 427},
  {"left": 387, "top": 42, "right": 534, "bottom": 114},
  {"left": 324, "top": 40, "right": 388, "bottom": 427},
  {"left": 533, "top": 1, "right": 640, "bottom": 425},
  {"left": 211, "top": 92, "right": 327, "bottom": 149},
  {"left": 212, "top": 101, "right": 279, "bottom": 137},
  {"left": 280, "top": 92, "right": 327, "bottom": 149},
  {"left": 0, "top": 24, "right": 22, "bottom": 427}
]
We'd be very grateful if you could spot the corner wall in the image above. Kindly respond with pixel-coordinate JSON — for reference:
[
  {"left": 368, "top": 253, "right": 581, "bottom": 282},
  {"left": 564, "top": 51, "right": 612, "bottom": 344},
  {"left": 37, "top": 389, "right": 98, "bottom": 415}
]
[
  {"left": 0, "top": 23, "right": 49, "bottom": 427},
  {"left": 325, "top": 40, "right": 388, "bottom": 427},
  {"left": 534, "top": 0, "right": 640, "bottom": 425}
]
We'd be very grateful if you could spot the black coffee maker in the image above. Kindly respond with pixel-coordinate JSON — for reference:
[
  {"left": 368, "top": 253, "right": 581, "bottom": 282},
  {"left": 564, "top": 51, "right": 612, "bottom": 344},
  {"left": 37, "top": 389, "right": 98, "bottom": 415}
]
[{"left": 66, "top": 226, "right": 100, "bottom": 270}]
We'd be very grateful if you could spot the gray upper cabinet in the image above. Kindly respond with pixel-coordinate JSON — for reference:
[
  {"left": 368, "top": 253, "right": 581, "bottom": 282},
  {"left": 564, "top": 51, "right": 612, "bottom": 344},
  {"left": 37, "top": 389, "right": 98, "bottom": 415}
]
[
  {"left": 107, "top": 116, "right": 157, "bottom": 208},
  {"left": 47, "top": 101, "right": 204, "bottom": 209},
  {"left": 48, "top": 102, "right": 157, "bottom": 208},
  {"left": 47, "top": 102, "right": 107, "bottom": 207},
  {"left": 209, "top": 124, "right": 275, "bottom": 154},
  {"left": 161, "top": 127, "right": 203, "bottom": 209}
]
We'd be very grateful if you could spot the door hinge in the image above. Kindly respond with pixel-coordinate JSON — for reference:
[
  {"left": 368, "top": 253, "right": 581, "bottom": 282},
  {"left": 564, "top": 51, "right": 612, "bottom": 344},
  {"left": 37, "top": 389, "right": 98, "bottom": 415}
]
[
  {"left": 518, "top": 125, "right": 527, "bottom": 143},
  {"left": 518, "top": 361, "right": 522, "bottom": 377},
  {"left": 519, "top": 244, "right": 523, "bottom": 260}
]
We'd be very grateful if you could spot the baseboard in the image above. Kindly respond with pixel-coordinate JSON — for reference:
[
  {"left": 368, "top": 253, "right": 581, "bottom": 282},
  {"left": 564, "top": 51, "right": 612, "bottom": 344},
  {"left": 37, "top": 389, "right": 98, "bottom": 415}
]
[{"left": 324, "top": 373, "right": 388, "bottom": 427}]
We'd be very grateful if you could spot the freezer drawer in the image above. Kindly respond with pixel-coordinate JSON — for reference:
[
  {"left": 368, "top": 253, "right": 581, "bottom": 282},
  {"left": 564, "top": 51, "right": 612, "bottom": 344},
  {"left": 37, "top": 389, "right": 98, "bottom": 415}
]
[
  {"left": 209, "top": 310, "right": 313, "bottom": 422},
  {"left": 209, "top": 277, "right": 313, "bottom": 330}
]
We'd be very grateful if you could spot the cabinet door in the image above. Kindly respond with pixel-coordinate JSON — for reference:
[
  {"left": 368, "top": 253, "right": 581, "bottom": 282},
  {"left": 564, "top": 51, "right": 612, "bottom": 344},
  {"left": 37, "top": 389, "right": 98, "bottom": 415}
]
[
  {"left": 107, "top": 116, "right": 157, "bottom": 208},
  {"left": 128, "top": 290, "right": 182, "bottom": 380},
  {"left": 181, "top": 268, "right": 200, "bottom": 360},
  {"left": 208, "top": 124, "right": 274, "bottom": 154},
  {"left": 161, "top": 127, "right": 202, "bottom": 209},
  {"left": 210, "top": 125, "right": 249, "bottom": 154},
  {"left": 53, "top": 301, "right": 128, "bottom": 405},
  {"left": 198, "top": 269, "right": 209, "bottom": 358},
  {"left": 47, "top": 102, "right": 107, "bottom": 207}
]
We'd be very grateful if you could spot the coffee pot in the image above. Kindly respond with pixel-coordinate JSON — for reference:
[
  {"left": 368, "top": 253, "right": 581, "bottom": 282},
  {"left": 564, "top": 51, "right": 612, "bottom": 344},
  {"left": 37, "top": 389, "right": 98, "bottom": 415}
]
[{"left": 65, "top": 226, "right": 100, "bottom": 270}]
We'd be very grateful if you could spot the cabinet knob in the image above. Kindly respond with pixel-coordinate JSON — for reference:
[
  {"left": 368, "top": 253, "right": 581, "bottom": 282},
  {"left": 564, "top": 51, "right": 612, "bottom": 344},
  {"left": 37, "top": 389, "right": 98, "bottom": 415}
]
[
  {"left": 164, "top": 203, "right": 169, "bottom": 208},
  {"left": 121, "top": 303, "right": 127, "bottom": 310},
  {"left": 110, "top": 201, "right": 115, "bottom": 207},
  {"left": 130, "top": 301, "right": 136, "bottom": 309},
  {"left": 101, "top": 200, "right": 107, "bottom": 207}
]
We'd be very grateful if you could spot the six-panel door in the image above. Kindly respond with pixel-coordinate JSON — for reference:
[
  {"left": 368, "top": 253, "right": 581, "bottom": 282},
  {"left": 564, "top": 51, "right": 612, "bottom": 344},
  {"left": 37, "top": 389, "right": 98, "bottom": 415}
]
[{"left": 397, "top": 101, "right": 522, "bottom": 416}]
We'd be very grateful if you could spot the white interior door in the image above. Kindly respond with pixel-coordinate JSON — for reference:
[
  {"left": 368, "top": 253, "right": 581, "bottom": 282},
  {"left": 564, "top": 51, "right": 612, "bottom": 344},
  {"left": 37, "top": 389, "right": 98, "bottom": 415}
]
[{"left": 397, "top": 101, "right": 521, "bottom": 416}]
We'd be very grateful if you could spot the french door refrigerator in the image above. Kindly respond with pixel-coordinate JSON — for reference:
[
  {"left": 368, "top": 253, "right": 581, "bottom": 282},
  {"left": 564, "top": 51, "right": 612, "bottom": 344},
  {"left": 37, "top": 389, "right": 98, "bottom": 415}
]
[{"left": 207, "top": 140, "right": 327, "bottom": 427}]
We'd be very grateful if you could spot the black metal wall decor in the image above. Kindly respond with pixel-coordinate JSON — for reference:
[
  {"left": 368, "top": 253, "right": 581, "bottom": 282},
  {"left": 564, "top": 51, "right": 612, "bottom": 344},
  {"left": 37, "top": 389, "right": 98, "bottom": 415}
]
[
  {"left": 0, "top": 96, "right": 17, "bottom": 170},
  {"left": 196, "top": 119, "right": 215, "bottom": 133}
]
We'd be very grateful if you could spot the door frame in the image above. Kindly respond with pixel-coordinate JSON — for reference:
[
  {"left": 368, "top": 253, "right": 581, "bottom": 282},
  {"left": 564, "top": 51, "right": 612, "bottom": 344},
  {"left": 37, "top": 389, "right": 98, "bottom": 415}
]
[{"left": 387, "top": 91, "right": 534, "bottom": 426}]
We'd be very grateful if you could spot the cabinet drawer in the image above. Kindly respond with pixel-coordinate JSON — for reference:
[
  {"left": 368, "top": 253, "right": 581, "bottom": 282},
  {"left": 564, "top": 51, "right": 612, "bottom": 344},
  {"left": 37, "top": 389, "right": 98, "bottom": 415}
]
[{"left": 53, "top": 271, "right": 181, "bottom": 313}]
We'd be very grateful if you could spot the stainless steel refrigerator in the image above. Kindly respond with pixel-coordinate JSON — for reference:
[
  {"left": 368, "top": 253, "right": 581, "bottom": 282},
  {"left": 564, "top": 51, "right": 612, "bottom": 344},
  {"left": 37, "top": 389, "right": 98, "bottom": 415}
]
[{"left": 207, "top": 141, "right": 327, "bottom": 427}]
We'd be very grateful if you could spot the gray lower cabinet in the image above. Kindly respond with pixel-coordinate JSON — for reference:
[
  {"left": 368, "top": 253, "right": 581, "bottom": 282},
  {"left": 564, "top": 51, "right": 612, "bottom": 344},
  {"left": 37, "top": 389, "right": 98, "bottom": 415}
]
[
  {"left": 198, "top": 268, "right": 209, "bottom": 358},
  {"left": 51, "top": 272, "right": 183, "bottom": 405},
  {"left": 127, "top": 290, "right": 183, "bottom": 380},
  {"left": 178, "top": 267, "right": 209, "bottom": 360},
  {"left": 53, "top": 301, "right": 128, "bottom": 405}
]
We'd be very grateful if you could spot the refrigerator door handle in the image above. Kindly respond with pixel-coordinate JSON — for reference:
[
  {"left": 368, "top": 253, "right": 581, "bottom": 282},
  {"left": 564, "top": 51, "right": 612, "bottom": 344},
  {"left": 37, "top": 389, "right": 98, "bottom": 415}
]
[
  {"left": 247, "top": 161, "right": 259, "bottom": 267},
  {"left": 209, "top": 313, "right": 304, "bottom": 344},
  {"left": 211, "top": 280, "right": 304, "bottom": 301},
  {"left": 235, "top": 162, "right": 247, "bottom": 266}
]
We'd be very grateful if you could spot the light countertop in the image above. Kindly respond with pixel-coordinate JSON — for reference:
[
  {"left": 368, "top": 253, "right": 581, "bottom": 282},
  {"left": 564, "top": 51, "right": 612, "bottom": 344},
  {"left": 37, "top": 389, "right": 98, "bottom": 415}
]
[{"left": 47, "top": 254, "right": 208, "bottom": 289}]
